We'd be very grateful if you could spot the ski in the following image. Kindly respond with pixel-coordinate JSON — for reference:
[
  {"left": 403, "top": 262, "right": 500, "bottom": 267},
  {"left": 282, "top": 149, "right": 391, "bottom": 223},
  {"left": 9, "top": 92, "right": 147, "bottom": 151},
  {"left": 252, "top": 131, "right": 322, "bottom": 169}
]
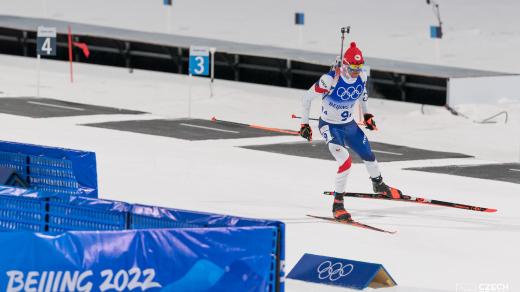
[
  {"left": 306, "top": 215, "right": 396, "bottom": 234},
  {"left": 323, "top": 192, "right": 497, "bottom": 213}
]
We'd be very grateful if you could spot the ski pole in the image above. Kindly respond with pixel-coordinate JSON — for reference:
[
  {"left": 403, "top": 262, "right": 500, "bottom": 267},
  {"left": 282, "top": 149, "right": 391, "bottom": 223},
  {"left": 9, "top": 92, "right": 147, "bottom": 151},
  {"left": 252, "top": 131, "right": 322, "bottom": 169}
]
[
  {"left": 291, "top": 114, "right": 372, "bottom": 129},
  {"left": 211, "top": 116, "right": 300, "bottom": 135},
  {"left": 291, "top": 114, "right": 319, "bottom": 121}
]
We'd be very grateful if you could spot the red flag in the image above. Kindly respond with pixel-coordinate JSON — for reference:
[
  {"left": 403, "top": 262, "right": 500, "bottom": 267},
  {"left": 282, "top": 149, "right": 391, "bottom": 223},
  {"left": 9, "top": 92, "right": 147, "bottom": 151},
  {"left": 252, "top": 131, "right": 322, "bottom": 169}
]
[
  {"left": 68, "top": 25, "right": 90, "bottom": 83},
  {"left": 73, "top": 42, "right": 90, "bottom": 58}
]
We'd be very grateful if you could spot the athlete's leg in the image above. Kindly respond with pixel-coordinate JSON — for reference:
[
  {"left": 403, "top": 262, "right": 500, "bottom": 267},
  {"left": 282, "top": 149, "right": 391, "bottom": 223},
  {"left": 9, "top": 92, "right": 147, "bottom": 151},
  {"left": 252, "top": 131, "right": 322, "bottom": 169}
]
[
  {"left": 341, "top": 121, "right": 402, "bottom": 198},
  {"left": 327, "top": 143, "right": 353, "bottom": 220},
  {"left": 327, "top": 143, "right": 352, "bottom": 193},
  {"left": 319, "top": 120, "right": 352, "bottom": 193},
  {"left": 319, "top": 120, "right": 352, "bottom": 220},
  {"left": 340, "top": 121, "right": 381, "bottom": 178},
  {"left": 363, "top": 160, "right": 381, "bottom": 179}
]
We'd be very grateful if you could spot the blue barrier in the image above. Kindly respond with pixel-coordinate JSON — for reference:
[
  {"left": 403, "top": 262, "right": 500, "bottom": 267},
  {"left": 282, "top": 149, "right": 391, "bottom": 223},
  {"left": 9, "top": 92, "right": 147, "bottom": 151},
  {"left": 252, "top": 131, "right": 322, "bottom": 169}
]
[
  {"left": 47, "top": 195, "right": 129, "bottom": 232},
  {"left": 288, "top": 253, "right": 396, "bottom": 290},
  {"left": 0, "top": 140, "right": 97, "bottom": 197},
  {"left": 0, "top": 227, "right": 278, "bottom": 291},
  {"left": 0, "top": 193, "right": 45, "bottom": 232},
  {"left": 0, "top": 186, "right": 285, "bottom": 291}
]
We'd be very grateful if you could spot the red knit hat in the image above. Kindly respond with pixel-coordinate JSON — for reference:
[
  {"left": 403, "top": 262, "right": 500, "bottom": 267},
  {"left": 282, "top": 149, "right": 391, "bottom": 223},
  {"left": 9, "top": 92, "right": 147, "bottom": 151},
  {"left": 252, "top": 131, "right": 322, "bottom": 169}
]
[{"left": 343, "top": 42, "right": 364, "bottom": 65}]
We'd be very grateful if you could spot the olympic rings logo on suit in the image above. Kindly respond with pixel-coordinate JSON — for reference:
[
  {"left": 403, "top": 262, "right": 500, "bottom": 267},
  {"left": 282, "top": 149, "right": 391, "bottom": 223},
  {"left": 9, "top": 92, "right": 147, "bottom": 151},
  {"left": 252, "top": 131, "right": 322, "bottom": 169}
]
[
  {"left": 336, "top": 84, "right": 364, "bottom": 101},
  {"left": 316, "top": 261, "right": 355, "bottom": 281}
]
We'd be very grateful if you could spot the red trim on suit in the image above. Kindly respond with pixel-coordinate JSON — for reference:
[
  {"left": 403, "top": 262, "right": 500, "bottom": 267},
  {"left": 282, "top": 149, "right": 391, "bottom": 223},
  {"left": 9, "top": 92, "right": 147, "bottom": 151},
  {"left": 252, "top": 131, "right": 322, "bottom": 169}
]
[{"left": 337, "top": 156, "right": 352, "bottom": 173}]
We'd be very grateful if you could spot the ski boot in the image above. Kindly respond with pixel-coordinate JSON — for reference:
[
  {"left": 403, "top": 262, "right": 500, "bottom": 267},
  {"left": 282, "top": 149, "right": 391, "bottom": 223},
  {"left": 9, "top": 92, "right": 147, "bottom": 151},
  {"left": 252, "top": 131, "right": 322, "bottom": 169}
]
[
  {"left": 371, "top": 175, "right": 402, "bottom": 199},
  {"left": 332, "top": 192, "right": 352, "bottom": 221}
]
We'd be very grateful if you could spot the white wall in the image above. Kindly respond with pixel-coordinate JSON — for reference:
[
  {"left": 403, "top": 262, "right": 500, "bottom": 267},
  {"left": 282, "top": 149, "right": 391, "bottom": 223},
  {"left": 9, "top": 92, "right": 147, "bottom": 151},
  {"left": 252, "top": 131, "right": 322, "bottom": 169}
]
[{"left": 448, "top": 75, "right": 520, "bottom": 106}]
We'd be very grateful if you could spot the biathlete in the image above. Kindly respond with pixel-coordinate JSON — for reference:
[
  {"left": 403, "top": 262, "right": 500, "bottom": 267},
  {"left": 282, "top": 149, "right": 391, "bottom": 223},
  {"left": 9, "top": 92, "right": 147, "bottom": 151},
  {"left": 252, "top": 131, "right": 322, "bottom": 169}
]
[{"left": 299, "top": 42, "right": 402, "bottom": 221}]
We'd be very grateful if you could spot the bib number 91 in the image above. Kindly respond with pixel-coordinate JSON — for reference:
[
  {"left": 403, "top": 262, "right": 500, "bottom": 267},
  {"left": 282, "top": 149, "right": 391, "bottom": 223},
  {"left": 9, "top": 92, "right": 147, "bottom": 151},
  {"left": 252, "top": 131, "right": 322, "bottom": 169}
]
[{"left": 341, "top": 111, "right": 351, "bottom": 121}]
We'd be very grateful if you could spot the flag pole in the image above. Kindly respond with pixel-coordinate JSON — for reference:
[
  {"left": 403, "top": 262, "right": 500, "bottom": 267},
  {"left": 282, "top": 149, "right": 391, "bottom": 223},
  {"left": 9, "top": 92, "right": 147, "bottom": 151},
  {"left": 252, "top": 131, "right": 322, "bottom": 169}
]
[
  {"left": 68, "top": 25, "right": 73, "bottom": 83},
  {"left": 37, "top": 54, "right": 41, "bottom": 97},
  {"left": 188, "top": 74, "right": 192, "bottom": 118},
  {"left": 210, "top": 47, "right": 216, "bottom": 97}
]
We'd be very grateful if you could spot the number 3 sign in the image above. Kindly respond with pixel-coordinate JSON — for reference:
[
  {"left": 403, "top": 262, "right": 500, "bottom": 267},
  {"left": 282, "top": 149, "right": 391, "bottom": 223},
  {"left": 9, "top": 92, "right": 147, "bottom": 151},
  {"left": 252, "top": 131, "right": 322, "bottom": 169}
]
[
  {"left": 189, "top": 46, "right": 210, "bottom": 76},
  {"left": 36, "top": 26, "right": 57, "bottom": 57}
]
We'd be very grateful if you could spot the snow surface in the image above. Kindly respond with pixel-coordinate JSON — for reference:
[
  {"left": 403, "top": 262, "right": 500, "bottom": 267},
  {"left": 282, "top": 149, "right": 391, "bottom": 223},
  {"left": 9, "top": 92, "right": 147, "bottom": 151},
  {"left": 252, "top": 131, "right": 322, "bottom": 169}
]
[
  {"left": 1, "top": 54, "right": 519, "bottom": 292},
  {"left": 1, "top": 1, "right": 520, "bottom": 291},
  {"left": 2, "top": 0, "right": 520, "bottom": 74}
]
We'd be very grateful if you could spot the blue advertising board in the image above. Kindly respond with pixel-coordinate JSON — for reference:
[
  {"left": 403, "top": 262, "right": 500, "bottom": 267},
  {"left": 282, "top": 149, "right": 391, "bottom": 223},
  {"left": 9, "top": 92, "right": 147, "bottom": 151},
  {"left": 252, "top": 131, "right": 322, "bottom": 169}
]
[
  {"left": 288, "top": 253, "right": 396, "bottom": 290},
  {"left": 295, "top": 13, "right": 305, "bottom": 25},
  {"left": 0, "top": 227, "right": 278, "bottom": 291},
  {"left": 0, "top": 186, "right": 285, "bottom": 291},
  {"left": 189, "top": 46, "right": 210, "bottom": 76},
  {"left": 430, "top": 25, "right": 443, "bottom": 39},
  {"left": 36, "top": 26, "right": 57, "bottom": 57}
]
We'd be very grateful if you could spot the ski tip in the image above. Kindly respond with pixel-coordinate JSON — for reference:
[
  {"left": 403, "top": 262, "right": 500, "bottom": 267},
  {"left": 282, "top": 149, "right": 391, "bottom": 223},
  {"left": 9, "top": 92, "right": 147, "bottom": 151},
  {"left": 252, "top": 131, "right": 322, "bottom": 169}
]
[{"left": 485, "top": 208, "right": 498, "bottom": 213}]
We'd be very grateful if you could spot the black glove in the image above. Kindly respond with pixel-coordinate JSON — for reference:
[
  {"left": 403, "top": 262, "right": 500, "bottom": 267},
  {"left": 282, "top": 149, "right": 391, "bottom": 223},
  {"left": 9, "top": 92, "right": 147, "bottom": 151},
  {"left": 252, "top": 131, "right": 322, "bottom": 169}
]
[
  {"left": 363, "top": 113, "right": 377, "bottom": 131},
  {"left": 299, "top": 124, "right": 312, "bottom": 141}
]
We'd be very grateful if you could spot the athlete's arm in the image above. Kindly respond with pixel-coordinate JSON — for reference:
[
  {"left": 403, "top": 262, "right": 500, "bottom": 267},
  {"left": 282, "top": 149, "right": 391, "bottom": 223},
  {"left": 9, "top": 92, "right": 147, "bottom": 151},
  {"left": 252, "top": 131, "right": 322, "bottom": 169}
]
[
  {"left": 359, "top": 71, "right": 369, "bottom": 115},
  {"left": 301, "top": 71, "right": 335, "bottom": 123},
  {"left": 359, "top": 71, "right": 377, "bottom": 130}
]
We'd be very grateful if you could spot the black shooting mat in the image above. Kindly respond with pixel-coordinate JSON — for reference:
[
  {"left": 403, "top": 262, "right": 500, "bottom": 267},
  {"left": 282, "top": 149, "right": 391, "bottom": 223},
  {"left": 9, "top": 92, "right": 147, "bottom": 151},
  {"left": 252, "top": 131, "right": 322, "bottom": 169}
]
[
  {"left": 239, "top": 140, "right": 473, "bottom": 163},
  {"left": 405, "top": 163, "right": 520, "bottom": 184},
  {"left": 83, "top": 118, "right": 297, "bottom": 140},
  {"left": 0, "top": 97, "right": 145, "bottom": 118}
]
